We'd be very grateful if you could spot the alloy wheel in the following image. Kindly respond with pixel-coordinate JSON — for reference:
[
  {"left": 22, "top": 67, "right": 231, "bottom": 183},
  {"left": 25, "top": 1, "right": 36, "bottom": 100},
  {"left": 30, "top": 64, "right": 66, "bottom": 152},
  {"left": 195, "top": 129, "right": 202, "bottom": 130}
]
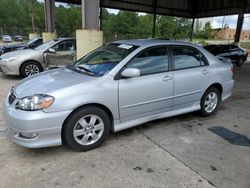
[
  {"left": 73, "top": 114, "right": 104, "bottom": 146},
  {"left": 204, "top": 92, "right": 218, "bottom": 113},
  {"left": 24, "top": 64, "right": 40, "bottom": 76}
]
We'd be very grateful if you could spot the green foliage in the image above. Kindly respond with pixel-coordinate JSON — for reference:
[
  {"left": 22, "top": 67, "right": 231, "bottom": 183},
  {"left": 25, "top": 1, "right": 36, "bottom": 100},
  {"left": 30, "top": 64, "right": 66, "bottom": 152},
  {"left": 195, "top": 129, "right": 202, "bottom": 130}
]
[
  {"left": 240, "top": 42, "right": 250, "bottom": 50},
  {"left": 194, "top": 21, "right": 212, "bottom": 39},
  {"left": 202, "top": 22, "right": 212, "bottom": 39},
  {"left": 102, "top": 11, "right": 193, "bottom": 40},
  {"left": 0, "top": 1, "right": 208, "bottom": 41},
  {"left": 0, "top": 0, "right": 81, "bottom": 37}
]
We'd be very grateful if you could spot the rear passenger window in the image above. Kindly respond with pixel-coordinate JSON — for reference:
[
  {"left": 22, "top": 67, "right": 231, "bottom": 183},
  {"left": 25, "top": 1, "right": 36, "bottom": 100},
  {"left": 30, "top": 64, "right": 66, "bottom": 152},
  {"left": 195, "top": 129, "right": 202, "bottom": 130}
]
[
  {"left": 172, "top": 46, "right": 207, "bottom": 70},
  {"left": 127, "top": 47, "right": 169, "bottom": 76}
]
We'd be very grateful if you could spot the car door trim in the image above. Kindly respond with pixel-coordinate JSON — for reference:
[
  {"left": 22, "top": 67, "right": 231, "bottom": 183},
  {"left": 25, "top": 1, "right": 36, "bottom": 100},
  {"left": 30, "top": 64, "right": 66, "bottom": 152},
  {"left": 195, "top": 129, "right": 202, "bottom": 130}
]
[
  {"left": 173, "top": 90, "right": 202, "bottom": 99},
  {"left": 120, "top": 95, "right": 174, "bottom": 109}
]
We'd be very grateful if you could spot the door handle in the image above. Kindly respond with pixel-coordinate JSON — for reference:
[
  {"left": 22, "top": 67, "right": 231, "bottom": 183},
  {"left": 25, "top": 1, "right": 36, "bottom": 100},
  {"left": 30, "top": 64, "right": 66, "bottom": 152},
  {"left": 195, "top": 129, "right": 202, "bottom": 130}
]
[
  {"left": 162, "top": 75, "right": 173, "bottom": 81},
  {"left": 202, "top": 69, "right": 209, "bottom": 74}
]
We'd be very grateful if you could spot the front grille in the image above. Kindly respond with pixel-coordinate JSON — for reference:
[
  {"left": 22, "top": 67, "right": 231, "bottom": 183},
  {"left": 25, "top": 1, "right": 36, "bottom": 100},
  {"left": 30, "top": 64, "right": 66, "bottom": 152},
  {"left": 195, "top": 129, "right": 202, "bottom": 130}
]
[{"left": 8, "top": 92, "right": 16, "bottom": 105}]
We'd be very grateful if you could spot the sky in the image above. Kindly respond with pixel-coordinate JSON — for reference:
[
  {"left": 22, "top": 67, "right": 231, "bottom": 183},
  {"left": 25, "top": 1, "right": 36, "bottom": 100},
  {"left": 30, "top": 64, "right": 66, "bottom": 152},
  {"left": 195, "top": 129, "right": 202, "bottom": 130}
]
[
  {"left": 40, "top": 1, "right": 250, "bottom": 30},
  {"left": 204, "top": 15, "right": 250, "bottom": 30}
]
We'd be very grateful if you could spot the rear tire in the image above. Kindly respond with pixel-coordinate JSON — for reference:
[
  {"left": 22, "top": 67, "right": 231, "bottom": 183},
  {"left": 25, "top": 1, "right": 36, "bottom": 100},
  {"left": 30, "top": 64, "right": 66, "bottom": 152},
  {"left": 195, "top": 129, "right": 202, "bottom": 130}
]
[
  {"left": 20, "top": 61, "right": 43, "bottom": 78},
  {"left": 62, "top": 106, "right": 111, "bottom": 152},
  {"left": 200, "top": 87, "right": 220, "bottom": 117}
]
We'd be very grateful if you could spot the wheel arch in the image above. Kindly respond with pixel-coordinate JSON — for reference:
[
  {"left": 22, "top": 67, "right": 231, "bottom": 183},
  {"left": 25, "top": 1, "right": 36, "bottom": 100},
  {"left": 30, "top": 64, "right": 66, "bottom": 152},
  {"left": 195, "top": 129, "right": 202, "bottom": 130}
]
[
  {"left": 19, "top": 60, "right": 43, "bottom": 75},
  {"left": 61, "top": 103, "right": 114, "bottom": 144},
  {"left": 204, "top": 83, "right": 223, "bottom": 100}
]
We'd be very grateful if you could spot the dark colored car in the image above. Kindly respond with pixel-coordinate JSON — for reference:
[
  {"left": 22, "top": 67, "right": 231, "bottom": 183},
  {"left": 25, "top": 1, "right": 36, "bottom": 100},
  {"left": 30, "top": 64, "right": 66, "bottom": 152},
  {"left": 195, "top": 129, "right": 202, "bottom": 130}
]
[
  {"left": 204, "top": 44, "right": 248, "bottom": 66},
  {"left": 0, "top": 37, "right": 43, "bottom": 55},
  {"left": 14, "top": 35, "right": 23, "bottom": 42}
]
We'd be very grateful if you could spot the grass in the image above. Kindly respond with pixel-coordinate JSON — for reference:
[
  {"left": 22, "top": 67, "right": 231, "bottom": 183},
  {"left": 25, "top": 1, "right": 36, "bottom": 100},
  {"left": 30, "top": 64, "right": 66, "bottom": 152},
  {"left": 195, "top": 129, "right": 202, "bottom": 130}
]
[{"left": 240, "top": 42, "right": 250, "bottom": 50}]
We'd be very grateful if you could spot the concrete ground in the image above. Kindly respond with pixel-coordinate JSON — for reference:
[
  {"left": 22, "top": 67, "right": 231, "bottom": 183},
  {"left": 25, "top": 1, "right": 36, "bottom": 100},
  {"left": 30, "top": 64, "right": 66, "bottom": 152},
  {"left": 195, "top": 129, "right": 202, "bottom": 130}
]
[{"left": 0, "top": 61, "right": 250, "bottom": 188}]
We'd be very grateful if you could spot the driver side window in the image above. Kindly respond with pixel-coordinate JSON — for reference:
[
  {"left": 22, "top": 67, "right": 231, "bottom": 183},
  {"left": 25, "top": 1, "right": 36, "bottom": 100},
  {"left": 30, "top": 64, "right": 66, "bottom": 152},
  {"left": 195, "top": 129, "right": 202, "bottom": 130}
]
[
  {"left": 52, "top": 41, "right": 75, "bottom": 51},
  {"left": 126, "top": 47, "right": 169, "bottom": 76}
]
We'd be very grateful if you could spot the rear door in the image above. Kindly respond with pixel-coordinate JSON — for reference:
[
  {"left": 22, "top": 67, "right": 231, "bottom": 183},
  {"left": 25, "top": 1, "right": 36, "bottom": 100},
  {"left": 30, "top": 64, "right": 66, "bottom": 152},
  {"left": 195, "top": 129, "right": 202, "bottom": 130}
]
[
  {"left": 118, "top": 46, "right": 174, "bottom": 122},
  {"left": 170, "top": 45, "right": 211, "bottom": 109},
  {"left": 45, "top": 40, "right": 76, "bottom": 67}
]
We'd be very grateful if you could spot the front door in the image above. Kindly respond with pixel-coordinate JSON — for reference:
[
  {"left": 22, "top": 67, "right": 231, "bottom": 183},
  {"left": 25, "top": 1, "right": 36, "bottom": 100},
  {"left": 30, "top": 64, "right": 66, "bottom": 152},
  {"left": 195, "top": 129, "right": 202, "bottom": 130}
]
[
  {"left": 118, "top": 46, "right": 174, "bottom": 122},
  {"left": 44, "top": 40, "right": 76, "bottom": 68}
]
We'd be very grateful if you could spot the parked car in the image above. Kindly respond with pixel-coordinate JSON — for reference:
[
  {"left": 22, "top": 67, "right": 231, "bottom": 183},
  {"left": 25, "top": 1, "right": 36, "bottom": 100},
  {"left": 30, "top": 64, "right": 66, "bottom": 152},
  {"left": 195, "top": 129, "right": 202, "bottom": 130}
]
[
  {"left": 3, "top": 39, "right": 234, "bottom": 151},
  {"left": 14, "top": 35, "right": 23, "bottom": 42},
  {"left": 2, "top": 35, "right": 12, "bottom": 43},
  {"left": 0, "top": 38, "right": 76, "bottom": 77},
  {"left": 204, "top": 44, "right": 248, "bottom": 66},
  {"left": 0, "top": 37, "right": 43, "bottom": 55}
]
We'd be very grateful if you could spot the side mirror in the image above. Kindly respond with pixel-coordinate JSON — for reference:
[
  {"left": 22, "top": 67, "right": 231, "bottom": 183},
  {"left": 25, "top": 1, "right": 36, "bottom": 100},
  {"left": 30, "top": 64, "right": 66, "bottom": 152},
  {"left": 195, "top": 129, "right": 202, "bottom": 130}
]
[
  {"left": 48, "top": 48, "right": 56, "bottom": 53},
  {"left": 121, "top": 68, "right": 140, "bottom": 78}
]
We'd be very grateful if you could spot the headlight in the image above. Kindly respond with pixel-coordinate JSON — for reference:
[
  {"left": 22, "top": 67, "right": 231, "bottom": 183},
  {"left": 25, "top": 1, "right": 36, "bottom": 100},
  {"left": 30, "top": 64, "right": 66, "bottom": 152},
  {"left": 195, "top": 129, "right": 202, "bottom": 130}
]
[
  {"left": 2, "top": 56, "right": 20, "bottom": 62},
  {"left": 16, "top": 94, "right": 54, "bottom": 111}
]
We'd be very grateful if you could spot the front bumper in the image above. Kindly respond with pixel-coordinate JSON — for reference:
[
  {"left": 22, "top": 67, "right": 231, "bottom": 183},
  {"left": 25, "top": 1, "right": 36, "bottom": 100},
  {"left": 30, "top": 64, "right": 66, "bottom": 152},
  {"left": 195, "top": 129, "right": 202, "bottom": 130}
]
[
  {"left": 3, "top": 94, "right": 72, "bottom": 148},
  {"left": 0, "top": 60, "right": 20, "bottom": 75}
]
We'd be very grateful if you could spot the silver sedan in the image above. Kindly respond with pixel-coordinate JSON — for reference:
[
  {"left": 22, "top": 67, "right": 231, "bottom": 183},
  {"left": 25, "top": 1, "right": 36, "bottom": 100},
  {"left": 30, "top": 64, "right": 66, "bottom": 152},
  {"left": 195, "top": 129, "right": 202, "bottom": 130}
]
[
  {"left": 0, "top": 38, "right": 76, "bottom": 77},
  {"left": 3, "top": 39, "right": 234, "bottom": 151}
]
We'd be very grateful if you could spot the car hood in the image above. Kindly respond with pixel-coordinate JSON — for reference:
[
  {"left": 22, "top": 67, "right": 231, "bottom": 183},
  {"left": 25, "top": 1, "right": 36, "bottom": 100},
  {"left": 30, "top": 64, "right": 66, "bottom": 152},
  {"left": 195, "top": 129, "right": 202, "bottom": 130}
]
[
  {"left": 1, "top": 49, "right": 38, "bottom": 58},
  {"left": 13, "top": 68, "right": 99, "bottom": 98}
]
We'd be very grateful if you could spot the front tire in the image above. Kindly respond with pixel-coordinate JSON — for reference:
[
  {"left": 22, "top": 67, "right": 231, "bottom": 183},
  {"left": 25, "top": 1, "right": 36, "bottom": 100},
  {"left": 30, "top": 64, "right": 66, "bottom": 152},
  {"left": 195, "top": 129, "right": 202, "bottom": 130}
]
[
  {"left": 62, "top": 106, "right": 111, "bottom": 152},
  {"left": 200, "top": 87, "right": 220, "bottom": 117},
  {"left": 20, "top": 61, "right": 43, "bottom": 78}
]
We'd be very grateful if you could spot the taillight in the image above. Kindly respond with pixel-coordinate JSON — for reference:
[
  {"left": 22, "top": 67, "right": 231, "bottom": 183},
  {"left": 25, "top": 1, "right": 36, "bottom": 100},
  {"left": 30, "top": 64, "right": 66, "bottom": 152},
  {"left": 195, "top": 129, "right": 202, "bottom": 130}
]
[{"left": 231, "top": 66, "right": 236, "bottom": 74}]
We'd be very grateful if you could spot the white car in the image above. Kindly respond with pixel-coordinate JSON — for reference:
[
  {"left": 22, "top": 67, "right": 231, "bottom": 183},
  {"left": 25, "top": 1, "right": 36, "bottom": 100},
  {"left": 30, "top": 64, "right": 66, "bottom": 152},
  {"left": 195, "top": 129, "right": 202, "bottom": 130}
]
[{"left": 2, "top": 35, "right": 12, "bottom": 43}]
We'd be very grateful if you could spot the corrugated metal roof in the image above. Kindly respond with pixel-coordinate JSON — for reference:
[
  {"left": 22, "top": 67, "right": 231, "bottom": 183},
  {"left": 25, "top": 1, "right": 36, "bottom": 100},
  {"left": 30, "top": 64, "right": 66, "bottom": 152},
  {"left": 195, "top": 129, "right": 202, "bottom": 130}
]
[{"left": 56, "top": 0, "right": 250, "bottom": 18}]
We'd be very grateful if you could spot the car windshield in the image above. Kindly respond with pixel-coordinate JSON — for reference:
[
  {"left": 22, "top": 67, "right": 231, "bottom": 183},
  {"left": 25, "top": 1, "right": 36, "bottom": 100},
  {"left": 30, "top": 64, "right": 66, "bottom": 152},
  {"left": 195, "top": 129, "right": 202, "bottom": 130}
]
[
  {"left": 70, "top": 43, "right": 138, "bottom": 76},
  {"left": 35, "top": 40, "right": 56, "bottom": 50}
]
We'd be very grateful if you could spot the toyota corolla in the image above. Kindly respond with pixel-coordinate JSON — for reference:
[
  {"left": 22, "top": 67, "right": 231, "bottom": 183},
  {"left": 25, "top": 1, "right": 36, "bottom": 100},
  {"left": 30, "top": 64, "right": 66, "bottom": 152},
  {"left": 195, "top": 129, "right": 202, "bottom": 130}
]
[{"left": 3, "top": 39, "right": 234, "bottom": 151}]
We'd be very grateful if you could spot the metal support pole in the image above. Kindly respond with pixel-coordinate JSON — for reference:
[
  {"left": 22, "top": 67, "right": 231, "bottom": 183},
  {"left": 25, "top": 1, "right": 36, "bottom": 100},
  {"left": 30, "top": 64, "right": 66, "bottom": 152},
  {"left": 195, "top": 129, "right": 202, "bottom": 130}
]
[
  {"left": 81, "top": 0, "right": 85, "bottom": 29},
  {"left": 44, "top": 0, "right": 55, "bottom": 32},
  {"left": 152, "top": 0, "right": 157, "bottom": 38},
  {"left": 152, "top": 13, "right": 156, "bottom": 38},
  {"left": 190, "top": 18, "right": 195, "bottom": 42},
  {"left": 235, "top": 13, "right": 244, "bottom": 43},
  {"left": 82, "top": 0, "right": 100, "bottom": 30},
  {"left": 100, "top": 7, "right": 103, "bottom": 31}
]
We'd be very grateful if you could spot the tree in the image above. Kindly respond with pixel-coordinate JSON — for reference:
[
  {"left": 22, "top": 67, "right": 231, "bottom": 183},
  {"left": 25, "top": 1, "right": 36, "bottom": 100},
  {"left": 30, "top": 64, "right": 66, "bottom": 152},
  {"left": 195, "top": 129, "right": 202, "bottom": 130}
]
[
  {"left": 202, "top": 21, "right": 212, "bottom": 39},
  {"left": 156, "top": 16, "right": 176, "bottom": 39},
  {"left": 194, "top": 19, "right": 202, "bottom": 34}
]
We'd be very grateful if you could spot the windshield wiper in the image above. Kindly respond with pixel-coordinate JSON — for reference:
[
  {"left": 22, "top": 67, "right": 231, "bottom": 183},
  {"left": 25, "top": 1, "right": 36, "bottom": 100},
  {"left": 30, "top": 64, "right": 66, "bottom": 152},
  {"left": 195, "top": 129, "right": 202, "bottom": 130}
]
[{"left": 74, "top": 65, "right": 94, "bottom": 75}]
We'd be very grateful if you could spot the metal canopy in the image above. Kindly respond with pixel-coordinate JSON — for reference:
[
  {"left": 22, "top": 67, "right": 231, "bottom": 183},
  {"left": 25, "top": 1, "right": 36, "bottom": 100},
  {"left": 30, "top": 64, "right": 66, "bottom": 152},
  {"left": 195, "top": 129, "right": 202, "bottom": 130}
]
[{"left": 56, "top": 0, "right": 250, "bottom": 18}]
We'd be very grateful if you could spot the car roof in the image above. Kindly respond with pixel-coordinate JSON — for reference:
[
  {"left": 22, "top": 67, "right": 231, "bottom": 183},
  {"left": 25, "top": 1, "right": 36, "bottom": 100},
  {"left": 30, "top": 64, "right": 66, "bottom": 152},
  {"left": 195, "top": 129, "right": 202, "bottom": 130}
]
[{"left": 111, "top": 39, "right": 199, "bottom": 48}]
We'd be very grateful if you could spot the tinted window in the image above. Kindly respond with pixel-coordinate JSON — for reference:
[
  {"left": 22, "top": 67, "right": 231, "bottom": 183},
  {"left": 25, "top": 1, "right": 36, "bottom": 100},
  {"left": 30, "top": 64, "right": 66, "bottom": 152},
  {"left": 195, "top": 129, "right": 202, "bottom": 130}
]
[
  {"left": 52, "top": 40, "right": 75, "bottom": 51},
  {"left": 33, "top": 39, "right": 43, "bottom": 47},
  {"left": 230, "top": 45, "right": 238, "bottom": 50},
  {"left": 127, "top": 47, "right": 169, "bottom": 76},
  {"left": 172, "top": 46, "right": 207, "bottom": 70},
  {"left": 221, "top": 45, "right": 230, "bottom": 53}
]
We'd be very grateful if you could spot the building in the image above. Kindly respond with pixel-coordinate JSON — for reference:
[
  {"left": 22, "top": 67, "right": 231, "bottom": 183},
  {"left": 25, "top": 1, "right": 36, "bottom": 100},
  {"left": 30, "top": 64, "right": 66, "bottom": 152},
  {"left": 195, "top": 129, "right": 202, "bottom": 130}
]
[{"left": 212, "top": 28, "right": 250, "bottom": 40}]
